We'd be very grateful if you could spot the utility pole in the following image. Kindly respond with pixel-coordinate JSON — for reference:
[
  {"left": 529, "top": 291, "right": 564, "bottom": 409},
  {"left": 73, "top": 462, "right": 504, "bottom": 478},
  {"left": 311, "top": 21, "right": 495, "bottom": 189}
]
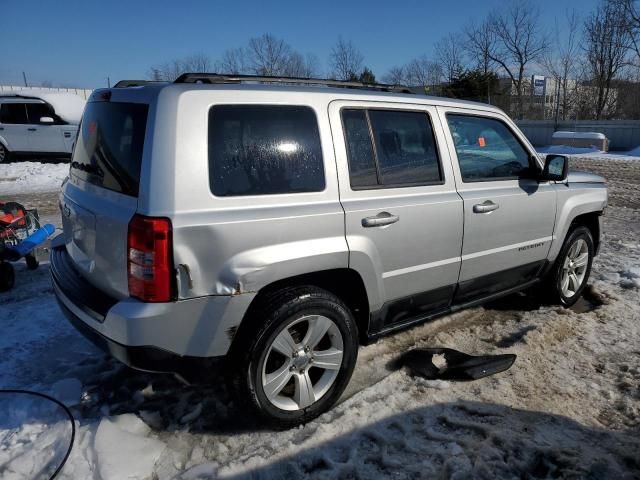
[
  {"left": 22, "top": 72, "right": 28, "bottom": 87},
  {"left": 107, "top": 76, "right": 111, "bottom": 88}
]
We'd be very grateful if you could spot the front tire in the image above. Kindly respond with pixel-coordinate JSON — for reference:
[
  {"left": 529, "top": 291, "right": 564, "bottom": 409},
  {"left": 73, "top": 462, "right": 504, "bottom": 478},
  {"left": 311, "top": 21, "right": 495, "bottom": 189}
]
[
  {"left": 0, "top": 262, "right": 15, "bottom": 292},
  {"left": 232, "top": 286, "right": 358, "bottom": 428},
  {"left": 545, "top": 226, "right": 594, "bottom": 307}
]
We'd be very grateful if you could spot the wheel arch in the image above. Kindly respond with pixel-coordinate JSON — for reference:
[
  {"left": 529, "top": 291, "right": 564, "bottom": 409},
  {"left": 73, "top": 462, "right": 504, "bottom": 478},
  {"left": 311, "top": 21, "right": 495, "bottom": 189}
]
[{"left": 232, "top": 268, "right": 371, "bottom": 348}]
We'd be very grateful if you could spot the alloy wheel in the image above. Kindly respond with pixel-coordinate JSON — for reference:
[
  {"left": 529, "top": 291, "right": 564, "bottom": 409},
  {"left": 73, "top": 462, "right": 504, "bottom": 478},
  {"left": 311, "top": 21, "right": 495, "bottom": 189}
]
[
  {"left": 560, "top": 238, "right": 589, "bottom": 298},
  {"left": 261, "top": 314, "right": 344, "bottom": 411}
]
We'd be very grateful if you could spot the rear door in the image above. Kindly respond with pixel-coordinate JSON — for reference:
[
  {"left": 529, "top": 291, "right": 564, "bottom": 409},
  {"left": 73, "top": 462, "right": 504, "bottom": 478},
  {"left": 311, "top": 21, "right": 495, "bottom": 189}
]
[
  {"left": 329, "top": 100, "right": 463, "bottom": 330},
  {"left": 438, "top": 108, "right": 556, "bottom": 304},
  {"left": 0, "top": 102, "right": 31, "bottom": 151},
  {"left": 25, "top": 102, "right": 67, "bottom": 153},
  {"left": 61, "top": 99, "right": 149, "bottom": 298}
]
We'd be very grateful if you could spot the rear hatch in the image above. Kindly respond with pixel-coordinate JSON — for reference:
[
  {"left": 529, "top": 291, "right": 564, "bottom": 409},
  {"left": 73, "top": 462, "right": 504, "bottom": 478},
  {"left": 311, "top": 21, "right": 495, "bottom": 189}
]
[{"left": 61, "top": 97, "right": 149, "bottom": 299}]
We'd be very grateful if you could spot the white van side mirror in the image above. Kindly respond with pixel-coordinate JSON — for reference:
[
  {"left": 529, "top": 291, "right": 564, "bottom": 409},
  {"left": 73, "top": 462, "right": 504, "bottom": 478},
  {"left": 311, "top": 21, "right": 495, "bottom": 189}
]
[{"left": 40, "top": 116, "right": 54, "bottom": 124}]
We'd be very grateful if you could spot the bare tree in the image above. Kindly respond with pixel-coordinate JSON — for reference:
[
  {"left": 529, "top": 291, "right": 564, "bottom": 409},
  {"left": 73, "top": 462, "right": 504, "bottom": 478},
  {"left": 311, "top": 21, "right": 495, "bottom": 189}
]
[
  {"left": 148, "top": 53, "right": 214, "bottom": 81},
  {"left": 435, "top": 33, "right": 466, "bottom": 83},
  {"left": 486, "top": 0, "right": 549, "bottom": 118},
  {"left": 584, "top": 0, "right": 630, "bottom": 119},
  {"left": 284, "top": 52, "right": 321, "bottom": 78},
  {"left": 329, "top": 37, "right": 364, "bottom": 80},
  {"left": 216, "top": 48, "right": 247, "bottom": 74},
  {"left": 245, "top": 33, "right": 294, "bottom": 76},
  {"left": 404, "top": 56, "right": 443, "bottom": 94},
  {"left": 383, "top": 65, "right": 407, "bottom": 85},
  {"left": 464, "top": 19, "right": 496, "bottom": 76},
  {"left": 614, "top": 0, "right": 640, "bottom": 65},
  {"left": 543, "top": 10, "right": 581, "bottom": 120}
]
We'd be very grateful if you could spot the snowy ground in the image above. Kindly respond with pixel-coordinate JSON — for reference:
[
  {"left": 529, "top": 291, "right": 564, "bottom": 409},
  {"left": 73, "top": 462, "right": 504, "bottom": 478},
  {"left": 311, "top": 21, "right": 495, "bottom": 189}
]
[{"left": 0, "top": 156, "right": 639, "bottom": 479}]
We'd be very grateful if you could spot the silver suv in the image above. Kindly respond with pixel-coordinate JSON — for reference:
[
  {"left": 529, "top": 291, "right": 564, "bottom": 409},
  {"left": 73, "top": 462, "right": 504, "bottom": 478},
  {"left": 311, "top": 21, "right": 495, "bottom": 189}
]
[{"left": 52, "top": 74, "right": 607, "bottom": 426}]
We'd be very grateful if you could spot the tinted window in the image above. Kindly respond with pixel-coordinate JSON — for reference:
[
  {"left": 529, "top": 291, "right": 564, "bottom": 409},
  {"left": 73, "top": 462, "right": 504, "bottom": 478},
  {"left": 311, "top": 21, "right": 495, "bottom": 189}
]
[
  {"left": 368, "top": 110, "right": 441, "bottom": 186},
  {"left": 447, "top": 114, "right": 532, "bottom": 182},
  {"left": 208, "top": 105, "right": 324, "bottom": 196},
  {"left": 26, "top": 103, "right": 62, "bottom": 124},
  {"left": 0, "top": 103, "right": 28, "bottom": 124},
  {"left": 342, "top": 109, "right": 377, "bottom": 188},
  {"left": 70, "top": 101, "right": 148, "bottom": 196},
  {"left": 342, "top": 108, "right": 442, "bottom": 189}
]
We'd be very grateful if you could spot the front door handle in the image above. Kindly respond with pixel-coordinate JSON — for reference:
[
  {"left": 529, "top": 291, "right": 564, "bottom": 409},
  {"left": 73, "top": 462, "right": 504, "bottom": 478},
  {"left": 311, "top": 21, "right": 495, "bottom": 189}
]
[
  {"left": 28, "top": 128, "right": 37, "bottom": 131},
  {"left": 473, "top": 200, "right": 499, "bottom": 213},
  {"left": 362, "top": 211, "right": 400, "bottom": 227}
]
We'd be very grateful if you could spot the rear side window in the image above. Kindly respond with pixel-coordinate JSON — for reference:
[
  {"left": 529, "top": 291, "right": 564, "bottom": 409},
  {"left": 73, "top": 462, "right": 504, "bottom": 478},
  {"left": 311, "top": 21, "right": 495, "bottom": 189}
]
[
  {"left": 70, "top": 102, "right": 149, "bottom": 196},
  {"left": 446, "top": 114, "right": 532, "bottom": 182},
  {"left": 0, "top": 103, "right": 28, "bottom": 124},
  {"left": 208, "top": 105, "right": 325, "bottom": 196},
  {"left": 342, "top": 108, "right": 442, "bottom": 189}
]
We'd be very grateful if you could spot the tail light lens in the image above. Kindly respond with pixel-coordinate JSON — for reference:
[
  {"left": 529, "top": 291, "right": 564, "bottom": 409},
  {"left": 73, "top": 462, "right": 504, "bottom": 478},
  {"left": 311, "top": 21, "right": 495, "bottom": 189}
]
[{"left": 127, "top": 214, "right": 174, "bottom": 302}]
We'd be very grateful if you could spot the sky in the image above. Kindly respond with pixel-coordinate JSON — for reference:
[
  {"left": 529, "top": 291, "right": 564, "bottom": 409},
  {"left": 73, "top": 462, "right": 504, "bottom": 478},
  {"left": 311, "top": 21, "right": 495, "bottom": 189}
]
[{"left": 0, "top": 0, "right": 601, "bottom": 89}]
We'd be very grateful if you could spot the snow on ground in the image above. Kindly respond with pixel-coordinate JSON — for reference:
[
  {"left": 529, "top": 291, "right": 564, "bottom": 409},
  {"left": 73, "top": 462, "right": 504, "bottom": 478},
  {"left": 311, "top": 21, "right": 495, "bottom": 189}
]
[
  {"left": 0, "top": 161, "right": 68, "bottom": 196},
  {"left": 537, "top": 144, "right": 640, "bottom": 161},
  {"left": 0, "top": 156, "right": 639, "bottom": 479}
]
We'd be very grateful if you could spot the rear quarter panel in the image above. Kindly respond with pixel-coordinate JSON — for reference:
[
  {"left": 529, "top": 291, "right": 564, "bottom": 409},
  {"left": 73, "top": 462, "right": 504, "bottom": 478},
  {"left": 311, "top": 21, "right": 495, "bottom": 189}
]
[{"left": 143, "top": 87, "right": 348, "bottom": 299}]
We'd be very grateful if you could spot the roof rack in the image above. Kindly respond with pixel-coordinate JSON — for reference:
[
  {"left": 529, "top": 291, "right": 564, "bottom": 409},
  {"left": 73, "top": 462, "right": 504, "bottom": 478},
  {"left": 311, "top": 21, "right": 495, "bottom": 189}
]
[
  {"left": 173, "top": 73, "right": 414, "bottom": 94},
  {"left": 113, "top": 80, "right": 164, "bottom": 88}
]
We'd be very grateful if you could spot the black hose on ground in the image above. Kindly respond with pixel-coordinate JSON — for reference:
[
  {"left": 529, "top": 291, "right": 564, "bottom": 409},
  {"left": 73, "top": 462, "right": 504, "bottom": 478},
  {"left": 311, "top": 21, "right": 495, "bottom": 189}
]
[{"left": 0, "top": 389, "right": 76, "bottom": 480}]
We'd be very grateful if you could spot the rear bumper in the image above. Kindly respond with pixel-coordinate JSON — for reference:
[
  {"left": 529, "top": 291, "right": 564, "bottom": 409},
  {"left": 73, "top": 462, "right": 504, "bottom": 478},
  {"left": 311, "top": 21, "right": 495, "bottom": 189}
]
[{"left": 51, "top": 243, "right": 255, "bottom": 371}]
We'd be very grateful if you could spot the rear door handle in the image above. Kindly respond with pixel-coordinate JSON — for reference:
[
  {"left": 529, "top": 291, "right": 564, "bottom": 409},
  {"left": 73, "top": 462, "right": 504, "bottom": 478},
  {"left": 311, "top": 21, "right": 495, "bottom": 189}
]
[
  {"left": 362, "top": 211, "right": 400, "bottom": 227},
  {"left": 473, "top": 200, "right": 499, "bottom": 213},
  {"left": 28, "top": 128, "right": 37, "bottom": 131}
]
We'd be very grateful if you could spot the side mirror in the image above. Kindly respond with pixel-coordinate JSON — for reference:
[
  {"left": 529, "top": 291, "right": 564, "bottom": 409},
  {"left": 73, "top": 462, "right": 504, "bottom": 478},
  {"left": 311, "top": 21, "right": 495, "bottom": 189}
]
[
  {"left": 39, "top": 116, "right": 54, "bottom": 124},
  {"left": 541, "top": 154, "right": 568, "bottom": 182}
]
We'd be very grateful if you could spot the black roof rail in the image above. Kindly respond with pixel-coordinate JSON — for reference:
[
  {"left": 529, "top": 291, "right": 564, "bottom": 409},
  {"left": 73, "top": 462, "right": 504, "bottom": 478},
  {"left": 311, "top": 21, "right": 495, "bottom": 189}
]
[
  {"left": 173, "top": 73, "right": 414, "bottom": 94},
  {"left": 113, "top": 80, "right": 164, "bottom": 88}
]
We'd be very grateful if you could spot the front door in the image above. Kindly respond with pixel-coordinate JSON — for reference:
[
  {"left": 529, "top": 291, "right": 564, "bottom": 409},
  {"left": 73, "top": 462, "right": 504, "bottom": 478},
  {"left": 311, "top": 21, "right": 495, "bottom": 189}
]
[
  {"left": 25, "top": 102, "right": 66, "bottom": 153},
  {"left": 329, "top": 100, "right": 463, "bottom": 331},
  {"left": 438, "top": 108, "right": 556, "bottom": 304}
]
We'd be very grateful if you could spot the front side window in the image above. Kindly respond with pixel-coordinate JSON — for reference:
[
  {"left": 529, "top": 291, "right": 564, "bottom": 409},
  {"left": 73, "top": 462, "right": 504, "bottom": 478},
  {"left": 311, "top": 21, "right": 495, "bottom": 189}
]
[
  {"left": 342, "top": 108, "right": 442, "bottom": 189},
  {"left": 26, "top": 103, "right": 64, "bottom": 124},
  {"left": 0, "top": 103, "right": 28, "bottom": 124},
  {"left": 208, "top": 105, "right": 325, "bottom": 196},
  {"left": 446, "top": 114, "right": 532, "bottom": 182}
]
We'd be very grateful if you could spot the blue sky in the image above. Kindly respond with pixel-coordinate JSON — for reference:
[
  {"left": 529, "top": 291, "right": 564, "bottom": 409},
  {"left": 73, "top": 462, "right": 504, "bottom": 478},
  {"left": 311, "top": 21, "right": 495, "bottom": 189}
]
[{"left": 0, "top": 0, "right": 600, "bottom": 88}]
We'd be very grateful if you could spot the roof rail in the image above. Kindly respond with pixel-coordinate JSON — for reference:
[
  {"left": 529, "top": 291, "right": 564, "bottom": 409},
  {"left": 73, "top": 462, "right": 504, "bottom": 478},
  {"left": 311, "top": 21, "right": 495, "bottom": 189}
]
[
  {"left": 113, "top": 80, "right": 164, "bottom": 88},
  {"left": 173, "top": 73, "right": 414, "bottom": 94}
]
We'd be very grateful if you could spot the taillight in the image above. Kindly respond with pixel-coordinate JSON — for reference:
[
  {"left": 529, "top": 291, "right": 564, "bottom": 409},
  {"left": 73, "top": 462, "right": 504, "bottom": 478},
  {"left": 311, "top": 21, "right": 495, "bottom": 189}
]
[{"left": 127, "top": 214, "right": 174, "bottom": 302}]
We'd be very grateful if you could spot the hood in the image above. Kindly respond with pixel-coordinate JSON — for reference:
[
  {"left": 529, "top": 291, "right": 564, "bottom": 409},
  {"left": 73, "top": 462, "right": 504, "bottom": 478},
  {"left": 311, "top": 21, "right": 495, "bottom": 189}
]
[{"left": 567, "top": 170, "right": 605, "bottom": 184}]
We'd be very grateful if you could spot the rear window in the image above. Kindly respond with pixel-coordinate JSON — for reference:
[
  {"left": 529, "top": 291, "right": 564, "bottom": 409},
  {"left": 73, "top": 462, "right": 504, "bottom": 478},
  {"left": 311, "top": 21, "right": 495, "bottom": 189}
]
[
  {"left": 70, "top": 101, "right": 148, "bottom": 196},
  {"left": 208, "top": 105, "right": 325, "bottom": 196}
]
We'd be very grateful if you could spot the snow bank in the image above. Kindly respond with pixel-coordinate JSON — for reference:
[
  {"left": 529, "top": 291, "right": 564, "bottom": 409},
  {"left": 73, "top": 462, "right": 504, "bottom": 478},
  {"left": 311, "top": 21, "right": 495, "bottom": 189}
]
[
  {"left": 94, "top": 414, "right": 166, "bottom": 480},
  {"left": 538, "top": 145, "right": 601, "bottom": 155},
  {"left": 552, "top": 131, "right": 606, "bottom": 140},
  {"left": 0, "top": 161, "right": 68, "bottom": 195},
  {"left": 625, "top": 145, "right": 640, "bottom": 157}
]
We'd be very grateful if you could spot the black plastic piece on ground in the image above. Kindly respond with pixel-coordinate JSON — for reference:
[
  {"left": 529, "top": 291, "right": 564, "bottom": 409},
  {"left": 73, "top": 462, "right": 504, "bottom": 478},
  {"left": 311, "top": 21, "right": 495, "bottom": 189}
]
[
  {"left": 0, "top": 389, "right": 75, "bottom": 479},
  {"left": 393, "top": 348, "right": 516, "bottom": 381}
]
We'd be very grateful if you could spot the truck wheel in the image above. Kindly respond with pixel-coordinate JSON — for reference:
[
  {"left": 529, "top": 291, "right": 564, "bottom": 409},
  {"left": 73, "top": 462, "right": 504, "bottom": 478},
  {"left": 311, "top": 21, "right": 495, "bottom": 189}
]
[
  {"left": 0, "top": 143, "right": 9, "bottom": 164},
  {"left": 0, "top": 262, "right": 15, "bottom": 292},
  {"left": 544, "top": 226, "right": 594, "bottom": 307},
  {"left": 231, "top": 286, "right": 358, "bottom": 428},
  {"left": 25, "top": 254, "right": 39, "bottom": 270}
]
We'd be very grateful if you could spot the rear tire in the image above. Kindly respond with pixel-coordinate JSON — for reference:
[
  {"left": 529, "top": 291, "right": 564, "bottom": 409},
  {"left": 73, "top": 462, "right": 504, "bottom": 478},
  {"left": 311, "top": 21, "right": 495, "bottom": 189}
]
[
  {"left": 542, "top": 226, "right": 594, "bottom": 307},
  {"left": 0, "top": 143, "right": 9, "bottom": 164},
  {"left": 230, "top": 286, "right": 359, "bottom": 428},
  {"left": 0, "top": 262, "right": 15, "bottom": 292}
]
